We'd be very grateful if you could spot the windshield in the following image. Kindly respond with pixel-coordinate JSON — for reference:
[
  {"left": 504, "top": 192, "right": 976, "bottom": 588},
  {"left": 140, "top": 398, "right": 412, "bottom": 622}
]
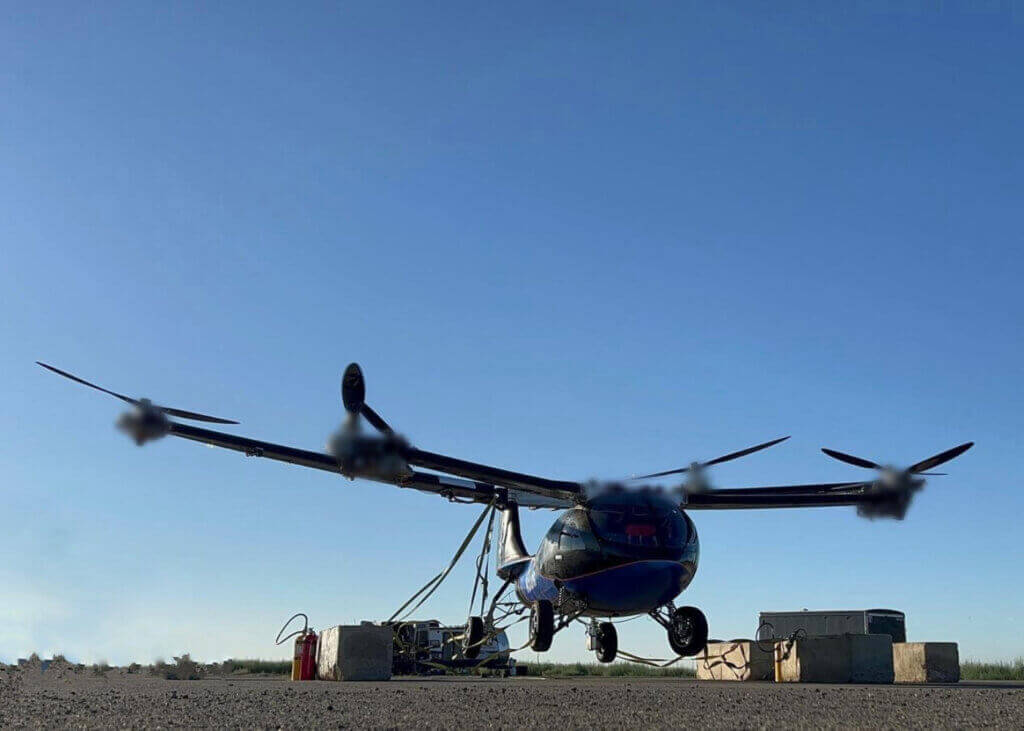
[{"left": 589, "top": 505, "right": 687, "bottom": 548}]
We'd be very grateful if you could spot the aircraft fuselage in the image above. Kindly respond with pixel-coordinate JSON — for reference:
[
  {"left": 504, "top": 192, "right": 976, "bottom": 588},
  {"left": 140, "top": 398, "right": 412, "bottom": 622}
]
[{"left": 514, "top": 490, "right": 700, "bottom": 617}]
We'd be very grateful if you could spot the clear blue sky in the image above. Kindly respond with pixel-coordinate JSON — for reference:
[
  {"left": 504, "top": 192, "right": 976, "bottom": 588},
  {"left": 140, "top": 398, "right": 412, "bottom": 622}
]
[{"left": 2, "top": 2, "right": 1021, "bottom": 665}]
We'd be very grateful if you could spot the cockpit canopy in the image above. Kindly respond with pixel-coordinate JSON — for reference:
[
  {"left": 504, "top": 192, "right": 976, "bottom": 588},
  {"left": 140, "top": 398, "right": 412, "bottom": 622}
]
[{"left": 536, "top": 489, "right": 698, "bottom": 580}]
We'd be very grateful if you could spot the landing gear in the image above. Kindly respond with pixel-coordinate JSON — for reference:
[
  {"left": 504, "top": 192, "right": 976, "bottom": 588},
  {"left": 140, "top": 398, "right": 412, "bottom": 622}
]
[
  {"left": 463, "top": 615, "right": 485, "bottom": 659},
  {"left": 529, "top": 600, "right": 554, "bottom": 652},
  {"left": 667, "top": 606, "right": 708, "bottom": 657},
  {"left": 588, "top": 621, "right": 618, "bottom": 663}
]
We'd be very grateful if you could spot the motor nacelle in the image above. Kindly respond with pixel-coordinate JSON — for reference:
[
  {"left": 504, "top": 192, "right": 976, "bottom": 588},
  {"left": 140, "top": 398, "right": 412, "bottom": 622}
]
[
  {"left": 116, "top": 402, "right": 170, "bottom": 446},
  {"left": 857, "top": 473, "right": 925, "bottom": 520},
  {"left": 327, "top": 428, "right": 412, "bottom": 483}
]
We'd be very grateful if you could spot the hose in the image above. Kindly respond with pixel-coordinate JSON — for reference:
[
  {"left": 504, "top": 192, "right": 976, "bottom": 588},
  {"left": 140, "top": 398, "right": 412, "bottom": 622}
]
[{"left": 275, "top": 613, "right": 310, "bottom": 645}]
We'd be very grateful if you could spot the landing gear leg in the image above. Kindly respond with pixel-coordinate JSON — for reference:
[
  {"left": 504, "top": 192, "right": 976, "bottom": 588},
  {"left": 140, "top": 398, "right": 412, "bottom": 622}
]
[
  {"left": 529, "top": 600, "right": 554, "bottom": 652},
  {"left": 587, "top": 620, "right": 617, "bottom": 663},
  {"left": 463, "top": 615, "right": 485, "bottom": 659}
]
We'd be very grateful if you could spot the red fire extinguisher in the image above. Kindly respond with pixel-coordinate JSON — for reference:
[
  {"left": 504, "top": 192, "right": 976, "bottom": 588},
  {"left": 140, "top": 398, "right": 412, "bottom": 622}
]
[{"left": 276, "top": 613, "right": 318, "bottom": 681}]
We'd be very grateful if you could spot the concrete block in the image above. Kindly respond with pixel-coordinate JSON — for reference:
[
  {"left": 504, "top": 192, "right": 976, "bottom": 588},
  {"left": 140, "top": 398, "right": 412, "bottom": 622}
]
[
  {"left": 316, "top": 625, "right": 393, "bottom": 681},
  {"left": 848, "top": 634, "right": 894, "bottom": 683},
  {"left": 777, "top": 635, "right": 848, "bottom": 683},
  {"left": 893, "top": 643, "right": 960, "bottom": 683},
  {"left": 777, "top": 634, "right": 893, "bottom": 684},
  {"left": 697, "top": 641, "right": 775, "bottom": 681}
]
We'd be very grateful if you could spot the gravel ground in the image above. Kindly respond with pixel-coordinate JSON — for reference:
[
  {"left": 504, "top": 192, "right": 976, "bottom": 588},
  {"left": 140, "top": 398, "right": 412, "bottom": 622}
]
[{"left": 3, "top": 665, "right": 1023, "bottom": 729}]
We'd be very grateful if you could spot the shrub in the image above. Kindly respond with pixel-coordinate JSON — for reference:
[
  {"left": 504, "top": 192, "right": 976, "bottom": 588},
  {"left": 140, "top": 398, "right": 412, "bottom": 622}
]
[
  {"left": 151, "top": 654, "right": 204, "bottom": 680},
  {"left": 961, "top": 658, "right": 1024, "bottom": 681}
]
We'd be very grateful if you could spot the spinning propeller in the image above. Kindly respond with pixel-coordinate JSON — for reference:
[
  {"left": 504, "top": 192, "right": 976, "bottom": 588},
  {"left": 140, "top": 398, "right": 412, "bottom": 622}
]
[
  {"left": 820, "top": 441, "right": 974, "bottom": 519},
  {"left": 821, "top": 442, "right": 974, "bottom": 477},
  {"left": 36, "top": 362, "right": 238, "bottom": 424},
  {"left": 331, "top": 363, "right": 410, "bottom": 479},
  {"left": 630, "top": 436, "right": 790, "bottom": 492}
]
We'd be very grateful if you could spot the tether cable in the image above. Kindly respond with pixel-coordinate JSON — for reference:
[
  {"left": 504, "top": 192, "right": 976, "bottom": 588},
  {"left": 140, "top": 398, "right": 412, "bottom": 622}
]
[{"left": 388, "top": 499, "right": 496, "bottom": 623}]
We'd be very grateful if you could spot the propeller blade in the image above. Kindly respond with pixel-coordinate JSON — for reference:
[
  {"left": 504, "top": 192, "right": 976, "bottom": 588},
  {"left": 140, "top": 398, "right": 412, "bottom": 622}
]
[
  {"left": 908, "top": 442, "right": 974, "bottom": 474},
  {"left": 37, "top": 361, "right": 136, "bottom": 406},
  {"left": 342, "top": 363, "right": 366, "bottom": 414},
  {"left": 361, "top": 404, "right": 393, "bottom": 435},
  {"left": 631, "top": 436, "right": 790, "bottom": 481},
  {"left": 154, "top": 406, "right": 238, "bottom": 425},
  {"left": 37, "top": 362, "right": 238, "bottom": 425},
  {"left": 702, "top": 436, "right": 791, "bottom": 468},
  {"left": 820, "top": 448, "right": 881, "bottom": 470},
  {"left": 341, "top": 363, "right": 393, "bottom": 435},
  {"left": 631, "top": 466, "right": 691, "bottom": 480}
]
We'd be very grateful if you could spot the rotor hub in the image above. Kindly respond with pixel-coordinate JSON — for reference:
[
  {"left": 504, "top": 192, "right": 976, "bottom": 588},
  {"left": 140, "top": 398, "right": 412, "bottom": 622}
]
[{"left": 117, "top": 406, "right": 170, "bottom": 446}]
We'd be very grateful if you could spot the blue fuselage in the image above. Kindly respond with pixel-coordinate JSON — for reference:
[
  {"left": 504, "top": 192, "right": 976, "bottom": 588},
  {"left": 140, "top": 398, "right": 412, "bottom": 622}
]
[{"left": 513, "top": 491, "right": 700, "bottom": 617}]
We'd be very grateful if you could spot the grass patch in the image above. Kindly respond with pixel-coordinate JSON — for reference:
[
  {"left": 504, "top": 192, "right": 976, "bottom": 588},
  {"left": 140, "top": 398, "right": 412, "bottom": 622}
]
[
  {"left": 219, "top": 658, "right": 291, "bottom": 676},
  {"left": 529, "top": 661, "right": 694, "bottom": 678},
  {"left": 151, "top": 654, "right": 204, "bottom": 680},
  {"left": 961, "top": 658, "right": 1024, "bottom": 681}
]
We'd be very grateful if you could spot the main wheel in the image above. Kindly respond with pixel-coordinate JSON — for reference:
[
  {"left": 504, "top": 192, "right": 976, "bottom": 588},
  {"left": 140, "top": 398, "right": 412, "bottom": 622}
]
[
  {"left": 667, "top": 606, "right": 708, "bottom": 657},
  {"left": 463, "top": 615, "right": 485, "bottom": 659},
  {"left": 593, "top": 622, "right": 617, "bottom": 663},
  {"left": 529, "top": 600, "right": 554, "bottom": 652}
]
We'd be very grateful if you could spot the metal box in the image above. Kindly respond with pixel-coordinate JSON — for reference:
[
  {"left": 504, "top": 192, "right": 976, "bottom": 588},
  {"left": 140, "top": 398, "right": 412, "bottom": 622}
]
[{"left": 759, "top": 609, "right": 906, "bottom": 643}]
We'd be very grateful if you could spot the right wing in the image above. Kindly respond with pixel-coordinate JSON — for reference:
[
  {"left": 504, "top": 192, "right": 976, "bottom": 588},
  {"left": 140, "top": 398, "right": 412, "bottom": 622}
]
[{"left": 168, "top": 422, "right": 571, "bottom": 508}]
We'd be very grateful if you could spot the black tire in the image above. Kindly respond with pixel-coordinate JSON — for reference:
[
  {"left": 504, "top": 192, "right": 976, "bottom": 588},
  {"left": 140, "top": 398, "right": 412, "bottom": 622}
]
[
  {"left": 594, "top": 622, "right": 618, "bottom": 663},
  {"left": 667, "top": 606, "right": 709, "bottom": 657},
  {"left": 529, "top": 600, "right": 554, "bottom": 652},
  {"left": 464, "top": 616, "right": 485, "bottom": 659}
]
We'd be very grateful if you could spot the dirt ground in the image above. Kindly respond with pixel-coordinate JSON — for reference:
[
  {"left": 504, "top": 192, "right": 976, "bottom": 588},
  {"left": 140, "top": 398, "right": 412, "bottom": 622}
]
[{"left": 3, "top": 663, "right": 1023, "bottom": 729}]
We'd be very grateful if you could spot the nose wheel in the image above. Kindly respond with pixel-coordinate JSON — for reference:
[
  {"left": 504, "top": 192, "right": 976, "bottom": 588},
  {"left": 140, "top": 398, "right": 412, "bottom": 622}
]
[
  {"left": 666, "top": 606, "right": 708, "bottom": 657},
  {"left": 587, "top": 621, "right": 618, "bottom": 663},
  {"left": 529, "top": 600, "right": 554, "bottom": 652}
]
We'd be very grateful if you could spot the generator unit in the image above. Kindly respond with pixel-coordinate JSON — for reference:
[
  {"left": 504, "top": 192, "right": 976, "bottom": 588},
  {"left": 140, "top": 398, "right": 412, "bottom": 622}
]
[
  {"left": 758, "top": 608, "right": 906, "bottom": 643},
  {"left": 390, "top": 619, "right": 513, "bottom": 675}
]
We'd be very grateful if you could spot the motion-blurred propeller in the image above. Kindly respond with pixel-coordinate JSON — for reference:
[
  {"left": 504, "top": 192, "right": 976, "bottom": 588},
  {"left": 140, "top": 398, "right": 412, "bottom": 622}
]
[
  {"left": 821, "top": 442, "right": 974, "bottom": 475},
  {"left": 820, "top": 441, "right": 973, "bottom": 519}
]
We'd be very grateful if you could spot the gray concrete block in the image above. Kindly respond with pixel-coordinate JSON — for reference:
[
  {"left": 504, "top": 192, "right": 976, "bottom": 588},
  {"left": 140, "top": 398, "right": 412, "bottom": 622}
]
[
  {"left": 893, "top": 642, "right": 960, "bottom": 683},
  {"left": 697, "top": 641, "right": 775, "bottom": 681},
  {"left": 777, "top": 634, "right": 894, "bottom": 683},
  {"left": 777, "top": 635, "right": 848, "bottom": 683},
  {"left": 316, "top": 625, "right": 393, "bottom": 681},
  {"left": 848, "top": 633, "right": 894, "bottom": 683}
]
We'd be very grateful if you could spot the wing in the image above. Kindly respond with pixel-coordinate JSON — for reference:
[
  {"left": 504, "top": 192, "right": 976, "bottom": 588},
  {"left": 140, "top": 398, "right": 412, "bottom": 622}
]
[
  {"left": 681, "top": 480, "right": 917, "bottom": 518},
  {"left": 404, "top": 447, "right": 581, "bottom": 501},
  {"left": 168, "top": 423, "right": 574, "bottom": 508}
]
